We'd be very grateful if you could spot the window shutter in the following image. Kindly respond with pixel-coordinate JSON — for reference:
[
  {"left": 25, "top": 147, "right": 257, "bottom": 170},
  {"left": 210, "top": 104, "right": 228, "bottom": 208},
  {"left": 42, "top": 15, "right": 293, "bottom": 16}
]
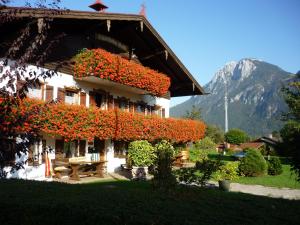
[
  {"left": 57, "top": 88, "right": 65, "bottom": 102},
  {"left": 114, "top": 98, "right": 119, "bottom": 109},
  {"left": 134, "top": 102, "right": 138, "bottom": 113},
  {"left": 146, "top": 105, "right": 151, "bottom": 115},
  {"left": 150, "top": 106, "right": 155, "bottom": 115},
  {"left": 89, "top": 91, "right": 96, "bottom": 107},
  {"left": 45, "top": 85, "right": 53, "bottom": 101},
  {"left": 41, "top": 84, "right": 45, "bottom": 100},
  {"left": 162, "top": 108, "right": 166, "bottom": 118},
  {"left": 129, "top": 102, "right": 134, "bottom": 113},
  {"left": 80, "top": 92, "right": 86, "bottom": 106},
  {"left": 108, "top": 95, "right": 114, "bottom": 109}
]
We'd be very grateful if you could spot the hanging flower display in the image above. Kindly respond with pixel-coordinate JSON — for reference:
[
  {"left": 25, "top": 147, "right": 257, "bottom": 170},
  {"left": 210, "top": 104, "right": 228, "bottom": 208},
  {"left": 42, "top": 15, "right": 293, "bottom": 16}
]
[
  {"left": 74, "top": 48, "right": 171, "bottom": 96},
  {"left": 7, "top": 99, "right": 206, "bottom": 143}
]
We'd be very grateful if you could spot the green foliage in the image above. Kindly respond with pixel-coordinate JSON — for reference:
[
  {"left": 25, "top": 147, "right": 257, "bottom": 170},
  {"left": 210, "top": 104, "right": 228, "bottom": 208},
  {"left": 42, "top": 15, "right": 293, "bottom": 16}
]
[
  {"left": 152, "top": 140, "right": 177, "bottom": 191},
  {"left": 225, "top": 128, "right": 249, "bottom": 144},
  {"left": 128, "top": 140, "right": 156, "bottom": 167},
  {"left": 260, "top": 145, "right": 278, "bottom": 156},
  {"left": 280, "top": 75, "right": 300, "bottom": 181},
  {"left": 214, "top": 162, "right": 240, "bottom": 181},
  {"left": 239, "top": 148, "right": 267, "bottom": 177},
  {"left": 195, "top": 137, "right": 216, "bottom": 150},
  {"left": 205, "top": 124, "right": 225, "bottom": 143},
  {"left": 184, "top": 105, "right": 201, "bottom": 120},
  {"left": 189, "top": 148, "right": 211, "bottom": 162},
  {"left": 267, "top": 157, "right": 283, "bottom": 176},
  {"left": 175, "top": 159, "right": 221, "bottom": 186}
]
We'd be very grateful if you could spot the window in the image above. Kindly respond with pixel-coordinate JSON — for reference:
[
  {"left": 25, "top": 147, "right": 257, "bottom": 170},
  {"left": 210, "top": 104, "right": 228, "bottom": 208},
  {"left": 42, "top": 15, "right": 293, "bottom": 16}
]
[
  {"left": 114, "top": 141, "right": 128, "bottom": 158},
  {"left": 119, "top": 99, "right": 128, "bottom": 111},
  {"left": 28, "top": 85, "right": 42, "bottom": 99},
  {"left": 136, "top": 104, "right": 144, "bottom": 114},
  {"left": 65, "top": 91, "right": 76, "bottom": 104},
  {"left": 89, "top": 91, "right": 105, "bottom": 108}
]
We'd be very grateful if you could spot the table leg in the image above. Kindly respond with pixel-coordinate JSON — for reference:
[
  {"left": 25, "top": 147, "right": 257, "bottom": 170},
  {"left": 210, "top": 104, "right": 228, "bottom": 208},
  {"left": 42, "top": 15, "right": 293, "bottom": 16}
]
[
  {"left": 70, "top": 164, "right": 80, "bottom": 181},
  {"left": 95, "top": 162, "right": 105, "bottom": 178}
]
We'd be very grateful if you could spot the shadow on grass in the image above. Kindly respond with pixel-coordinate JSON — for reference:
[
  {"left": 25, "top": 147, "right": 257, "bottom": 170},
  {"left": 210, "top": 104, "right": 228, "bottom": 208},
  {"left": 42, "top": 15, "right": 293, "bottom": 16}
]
[{"left": 1, "top": 179, "right": 300, "bottom": 225}]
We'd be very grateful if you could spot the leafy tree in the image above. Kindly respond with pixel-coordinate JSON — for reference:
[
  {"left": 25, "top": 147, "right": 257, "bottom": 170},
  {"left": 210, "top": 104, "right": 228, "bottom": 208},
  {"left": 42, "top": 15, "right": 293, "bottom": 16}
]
[
  {"left": 205, "top": 124, "right": 224, "bottom": 143},
  {"left": 194, "top": 137, "right": 216, "bottom": 150},
  {"left": 280, "top": 73, "right": 300, "bottom": 180},
  {"left": 184, "top": 105, "right": 201, "bottom": 120},
  {"left": 0, "top": 0, "right": 65, "bottom": 178},
  {"left": 225, "top": 128, "right": 249, "bottom": 145}
]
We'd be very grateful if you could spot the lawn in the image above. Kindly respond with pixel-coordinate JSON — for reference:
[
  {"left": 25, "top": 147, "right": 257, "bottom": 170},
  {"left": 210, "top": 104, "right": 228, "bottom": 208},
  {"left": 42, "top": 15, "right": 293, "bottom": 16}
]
[
  {"left": 190, "top": 149, "right": 300, "bottom": 189},
  {"left": 234, "top": 165, "right": 300, "bottom": 189},
  {"left": 1, "top": 179, "right": 300, "bottom": 225}
]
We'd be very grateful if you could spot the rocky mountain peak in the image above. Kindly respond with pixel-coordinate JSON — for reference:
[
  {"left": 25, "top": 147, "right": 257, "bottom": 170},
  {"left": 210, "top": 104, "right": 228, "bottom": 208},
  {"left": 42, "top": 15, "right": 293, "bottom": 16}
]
[{"left": 171, "top": 59, "right": 292, "bottom": 136}]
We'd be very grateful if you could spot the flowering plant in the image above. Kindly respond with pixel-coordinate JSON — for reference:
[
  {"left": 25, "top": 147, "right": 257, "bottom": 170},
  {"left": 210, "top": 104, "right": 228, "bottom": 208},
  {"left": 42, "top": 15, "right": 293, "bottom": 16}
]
[
  {"left": 3, "top": 99, "right": 206, "bottom": 143},
  {"left": 74, "top": 48, "right": 171, "bottom": 96}
]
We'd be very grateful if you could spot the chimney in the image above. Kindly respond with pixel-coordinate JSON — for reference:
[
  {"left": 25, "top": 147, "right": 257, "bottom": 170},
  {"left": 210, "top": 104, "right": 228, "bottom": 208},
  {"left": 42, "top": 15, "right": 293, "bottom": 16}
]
[
  {"left": 89, "top": 0, "right": 108, "bottom": 12},
  {"left": 139, "top": 3, "right": 146, "bottom": 17}
]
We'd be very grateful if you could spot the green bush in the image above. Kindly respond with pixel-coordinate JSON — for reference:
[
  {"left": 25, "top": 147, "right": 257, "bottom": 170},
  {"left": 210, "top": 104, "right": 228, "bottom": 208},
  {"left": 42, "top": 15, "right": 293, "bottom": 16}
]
[
  {"left": 175, "top": 159, "right": 221, "bottom": 187},
  {"left": 152, "top": 140, "right": 176, "bottom": 191},
  {"left": 225, "top": 129, "right": 249, "bottom": 144},
  {"left": 214, "top": 162, "right": 240, "bottom": 181},
  {"left": 239, "top": 148, "right": 267, "bottom": 177},
  {"left": 128, "top": 140, "right": 156, "bottom": 167},
  {"left": 267, "top": 157, "right": 283, "bottom": 175},
  {"left": 194, "top": 137, "right": 216, "bottom": 150},
  {"left": 189, "top": 148, "right": 211, "bottom": 162}
]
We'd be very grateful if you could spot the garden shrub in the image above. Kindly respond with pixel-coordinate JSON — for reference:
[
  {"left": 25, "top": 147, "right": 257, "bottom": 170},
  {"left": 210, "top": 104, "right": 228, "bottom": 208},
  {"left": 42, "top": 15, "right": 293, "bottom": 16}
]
[
  {"left": 267, "top": 157, "right": 283, "bottom": 175},
  {"left": 214, "top": 162, "right": 239, "bottom": 181},
  {"left": 239, "top": 148, "right": 267, "bottom": 177},
  {"left": 152, "top": 140, "right": 177, "bottom": 191},
  {"left": 128, "top": 140, "right": 156, "bottom": 167},
  {"left": 175, "top": 159, "right": 221, "bottom": 187},
  {"left": 194, "top": 137, "right": 216, "bottom": 150},
  {"left": 189, "top": 148, "right": 210, "bottom": 162},
  {"left": 225, "top": 129, "right": 249, "bottom": 144}
]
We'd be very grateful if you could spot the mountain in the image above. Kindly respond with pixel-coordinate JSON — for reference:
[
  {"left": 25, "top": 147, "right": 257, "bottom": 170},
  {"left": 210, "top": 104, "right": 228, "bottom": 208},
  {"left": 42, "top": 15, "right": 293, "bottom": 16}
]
[{"left": 170, "top": 59, "right": 295, "bottom": 137}]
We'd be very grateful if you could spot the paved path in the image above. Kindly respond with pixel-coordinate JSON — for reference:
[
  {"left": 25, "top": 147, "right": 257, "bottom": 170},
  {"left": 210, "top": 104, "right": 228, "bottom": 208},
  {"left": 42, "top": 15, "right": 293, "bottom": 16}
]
[{"left": 229, "top": 182, "right": 300, "bottom": 200}]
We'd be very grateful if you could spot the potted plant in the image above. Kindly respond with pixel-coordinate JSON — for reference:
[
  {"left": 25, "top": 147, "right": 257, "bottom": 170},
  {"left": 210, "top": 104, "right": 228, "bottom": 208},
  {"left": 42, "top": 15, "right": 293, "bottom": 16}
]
[
  {"left": 214, "top": 162, "right": 239, "bottom": 191},
  {"left": 127, "top": 140, "right": 156, "bottom": 180}
]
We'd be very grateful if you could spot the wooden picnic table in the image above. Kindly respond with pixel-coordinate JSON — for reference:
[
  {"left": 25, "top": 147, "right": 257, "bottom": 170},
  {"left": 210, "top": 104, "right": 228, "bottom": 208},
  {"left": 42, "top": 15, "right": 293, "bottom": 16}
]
[{"left": 69, "top": 160, "right": 107, "bottom": 181}]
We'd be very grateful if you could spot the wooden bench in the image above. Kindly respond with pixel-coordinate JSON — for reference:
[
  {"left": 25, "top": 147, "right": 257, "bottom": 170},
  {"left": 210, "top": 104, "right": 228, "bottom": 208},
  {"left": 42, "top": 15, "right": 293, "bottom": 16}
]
[{"left": 53, "top": 159, "right": 71, "bottom": 179}]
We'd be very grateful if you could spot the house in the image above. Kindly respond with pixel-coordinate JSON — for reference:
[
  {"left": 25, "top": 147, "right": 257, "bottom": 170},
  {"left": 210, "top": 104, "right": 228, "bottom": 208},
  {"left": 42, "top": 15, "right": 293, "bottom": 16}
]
[{"left": 0, "top": 4, "right": 206, "bottom": 179}]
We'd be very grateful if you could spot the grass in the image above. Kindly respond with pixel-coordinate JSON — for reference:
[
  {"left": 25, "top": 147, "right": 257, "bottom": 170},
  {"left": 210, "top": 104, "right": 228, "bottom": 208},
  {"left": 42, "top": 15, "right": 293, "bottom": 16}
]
[
  {"left": 190, "top": 149, "right": 300, "bottom": 189},
  {"left": 0, "top": 179, "right": 300, "bottom": 225},
  {"left": 234, "top": 165, "right": 300, "bottom": 189}
]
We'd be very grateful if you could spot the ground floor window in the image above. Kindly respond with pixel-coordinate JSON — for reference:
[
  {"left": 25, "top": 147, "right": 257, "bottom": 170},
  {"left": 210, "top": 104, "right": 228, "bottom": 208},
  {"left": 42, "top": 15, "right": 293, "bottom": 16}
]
[{"left": 114, "top": 141, "right": 128, "bottom": 158}]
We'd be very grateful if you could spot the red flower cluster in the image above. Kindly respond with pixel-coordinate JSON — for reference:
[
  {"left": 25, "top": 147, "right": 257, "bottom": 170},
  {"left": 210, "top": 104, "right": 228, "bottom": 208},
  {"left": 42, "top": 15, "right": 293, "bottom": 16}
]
[
  {"left": 8, "top": 99, "right": 206, "bottom": 143},
  {"left": 74, "top": 48, "right": 171, "bottom": 96},
  {"left": 0, "top": 98, "right": 43, "bottom": 134}
]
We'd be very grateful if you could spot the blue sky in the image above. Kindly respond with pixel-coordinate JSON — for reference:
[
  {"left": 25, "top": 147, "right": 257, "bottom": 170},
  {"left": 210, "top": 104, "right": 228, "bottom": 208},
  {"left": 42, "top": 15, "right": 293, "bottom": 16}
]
[{"left": 8, "top": 0, "right": 300, "bottom": 106}]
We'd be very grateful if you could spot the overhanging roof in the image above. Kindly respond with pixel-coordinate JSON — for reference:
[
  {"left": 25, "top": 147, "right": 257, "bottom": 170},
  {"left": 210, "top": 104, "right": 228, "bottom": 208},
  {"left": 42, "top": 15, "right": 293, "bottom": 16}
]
[{"left": 0, "top": 7, "right": 205, "bottom": 97}]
